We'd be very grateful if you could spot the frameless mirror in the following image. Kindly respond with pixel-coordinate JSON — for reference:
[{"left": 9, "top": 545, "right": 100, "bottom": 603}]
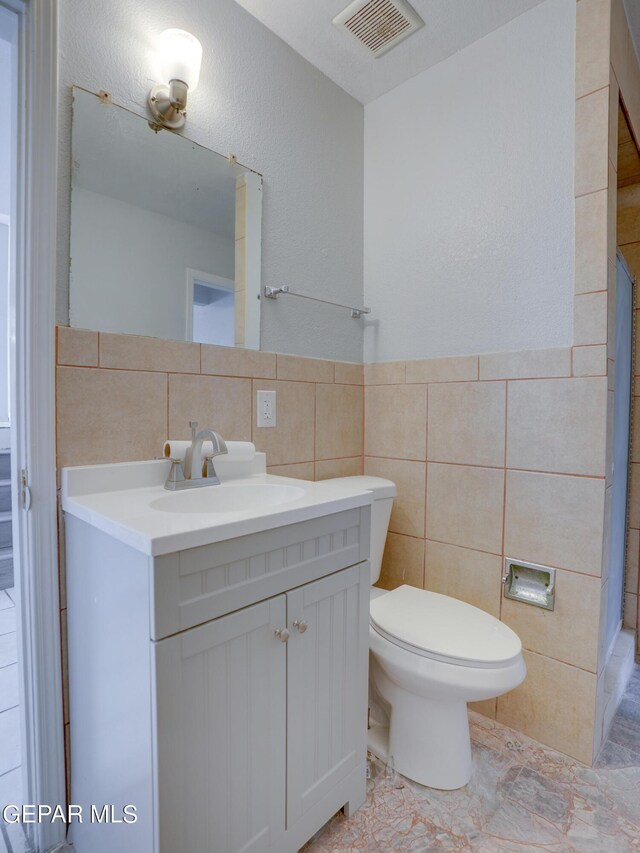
[{"left": 69, "top": 87, "right": 262, "bottom": 349}]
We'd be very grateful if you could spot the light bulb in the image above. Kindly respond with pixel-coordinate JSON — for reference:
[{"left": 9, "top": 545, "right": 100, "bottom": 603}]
[{"left": 158, "top": 28, "right": 202, "bottom": 92}]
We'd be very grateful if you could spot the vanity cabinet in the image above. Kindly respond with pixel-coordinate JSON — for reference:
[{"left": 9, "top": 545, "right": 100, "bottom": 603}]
[
  {"left": 66, "top": 503, "right": 370, "bottom": 853},
  {"left": 156, "top": 564, "right": 367, "bottom": 853}
]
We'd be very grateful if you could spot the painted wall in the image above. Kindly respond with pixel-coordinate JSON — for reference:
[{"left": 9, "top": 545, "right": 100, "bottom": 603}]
[
  {"left": 57, "top": 0, "right": 364, "bottom": 362},
  {"left": 70, "top": 188, "right": 234, "bottom": 340},
  {"left": 363, "top": 0, "right": 576, "bottom": 363}
]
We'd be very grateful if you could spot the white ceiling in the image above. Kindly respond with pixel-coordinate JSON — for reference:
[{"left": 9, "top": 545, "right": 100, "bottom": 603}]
[{"left": 232, "top": 0, "right": 550, "bottom": 103}]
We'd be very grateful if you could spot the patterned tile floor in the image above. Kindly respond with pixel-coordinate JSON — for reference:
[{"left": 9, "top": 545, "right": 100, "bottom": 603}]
[
  {"left": 307, "top": 666, "right": 640, "bottom": 852},
  {"left": 0, "top": 589, "right": 31, "bottom": 853}
]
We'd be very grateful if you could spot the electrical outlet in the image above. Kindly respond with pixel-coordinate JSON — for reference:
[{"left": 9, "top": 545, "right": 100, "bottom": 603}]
[{"left": 256, "top": 390, "right": 276, "bottom": 428}]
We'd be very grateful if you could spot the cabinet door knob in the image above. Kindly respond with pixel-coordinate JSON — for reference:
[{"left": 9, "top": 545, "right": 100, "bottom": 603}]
[
  {"left": 274, "top": 628, "right": 290, "bottom": 642},
  {"left": 292, "top": 619, "right": 308, "bottom": 634}
]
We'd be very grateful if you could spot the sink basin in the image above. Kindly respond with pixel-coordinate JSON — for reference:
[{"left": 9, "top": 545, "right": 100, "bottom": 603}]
[
  {"left": 149, "top": 482, "right": 306, "bottom": 515},
  {"left": 62, "top": 459, "right": 373, "bottom": 555}
]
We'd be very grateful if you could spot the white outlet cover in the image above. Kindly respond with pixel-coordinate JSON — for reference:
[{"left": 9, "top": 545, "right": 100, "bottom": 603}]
[{"left": 257, "top": 390, "right": 276, "bottom": 428}]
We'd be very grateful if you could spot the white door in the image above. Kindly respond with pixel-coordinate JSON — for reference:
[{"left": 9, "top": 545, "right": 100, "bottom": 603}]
[
  {"left": 286, "top": 564, "right": 369, "bottom": 827},
  {"left": 154, "top": 595, "right": 287, "bottom": 853}
]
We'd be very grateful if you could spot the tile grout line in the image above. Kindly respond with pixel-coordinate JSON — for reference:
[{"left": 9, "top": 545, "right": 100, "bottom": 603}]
[{"left": 362, "top": 455, "right": 606, "bottom": 480}]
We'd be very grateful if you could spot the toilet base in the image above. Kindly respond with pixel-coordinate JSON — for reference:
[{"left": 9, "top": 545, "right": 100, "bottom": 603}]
[{"left": 383, "top": 692, "right": 472, "bottom": 790}]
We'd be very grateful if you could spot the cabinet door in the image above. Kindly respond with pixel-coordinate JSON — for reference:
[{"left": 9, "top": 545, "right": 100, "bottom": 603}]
[
  {"left": 154, "top": 596, "right": 287, "bottom": 853},
  {"left": 286, "top": 563, "right": 369, "bottom": 827}
]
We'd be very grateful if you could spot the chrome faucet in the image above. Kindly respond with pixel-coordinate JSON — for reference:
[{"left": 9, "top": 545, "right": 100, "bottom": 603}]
[{"left": 164, "top": 420, "right": 228, "bottom": 490}]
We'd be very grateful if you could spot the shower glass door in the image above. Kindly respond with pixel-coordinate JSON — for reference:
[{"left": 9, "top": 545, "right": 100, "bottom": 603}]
[{"left": 606, "top": 253, "right": 634, "bottom": 654}]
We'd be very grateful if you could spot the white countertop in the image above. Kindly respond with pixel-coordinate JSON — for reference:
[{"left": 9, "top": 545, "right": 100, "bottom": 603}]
[{"left": 61, "top": 458, "right": 373, "bottom": 556}]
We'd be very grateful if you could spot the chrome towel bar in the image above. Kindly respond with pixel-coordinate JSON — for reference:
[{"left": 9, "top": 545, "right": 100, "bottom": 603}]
[{"left": 263, "top": 285, "right": 371, "bottom": 319}]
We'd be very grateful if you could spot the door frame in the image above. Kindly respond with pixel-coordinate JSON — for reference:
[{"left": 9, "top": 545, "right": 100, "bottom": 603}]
[
  {"left": 0, "top": 213, "right": 10, "bottom": 428},
  {"left": 7, "top": 0, "right": 66, "bottom": 849}
]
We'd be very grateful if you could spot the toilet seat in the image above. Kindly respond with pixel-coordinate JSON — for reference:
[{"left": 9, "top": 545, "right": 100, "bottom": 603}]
[{"left": 369, "top": 584, "right": 522, "bottom": 669}]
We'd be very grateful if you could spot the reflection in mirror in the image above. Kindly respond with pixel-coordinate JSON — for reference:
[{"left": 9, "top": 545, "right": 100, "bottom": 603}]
[{"left": 69, "top": 87, "right": 262, "bottom": 349}]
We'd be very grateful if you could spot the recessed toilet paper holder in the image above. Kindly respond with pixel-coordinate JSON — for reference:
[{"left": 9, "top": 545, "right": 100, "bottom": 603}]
[{"left": 502, "top": 559, "right": 556, "bottom": 611}]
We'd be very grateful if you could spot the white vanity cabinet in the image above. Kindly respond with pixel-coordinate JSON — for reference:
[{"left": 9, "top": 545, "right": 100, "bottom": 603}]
[
  {"left": 65, "top": 497, "right": 371, "bottom": 853},
  {"left": 156, "top": 564, "right": 367, "bottom": 853}
]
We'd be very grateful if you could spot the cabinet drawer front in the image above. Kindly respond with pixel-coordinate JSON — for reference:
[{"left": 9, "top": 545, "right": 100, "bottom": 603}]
[
  {"left": 154, "top": 596, "right": 287, "bottom": 853},
  {"left": 286, "top": 563, "right": 370, "bottom": 828},
  {"left": 151, "top": 507, "right": 370, "bottom": 640}
]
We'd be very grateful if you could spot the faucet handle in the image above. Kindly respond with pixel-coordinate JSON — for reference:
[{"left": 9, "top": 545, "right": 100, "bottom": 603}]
[
  {"left": 203, "top": 455, "right": 221, "bottom": 480},
  {"left": 167, "top": 458, "right": 185, "bottom": 484}
]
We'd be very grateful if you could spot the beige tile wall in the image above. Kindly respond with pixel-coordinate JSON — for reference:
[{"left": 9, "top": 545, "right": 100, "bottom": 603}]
[
  {"left": 55, "top": 337, "right": 610, "bottom": 766},
  {"left": 56, "top": 326, "right": 364, "bottom": 475},
  {"left": 364, "top": 349, "right": 608, "bottom": 765}
]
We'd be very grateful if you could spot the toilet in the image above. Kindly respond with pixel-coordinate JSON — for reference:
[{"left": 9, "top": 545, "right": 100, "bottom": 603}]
[{"left": 328, "top": 475, "right": 526, "bottom": 791}]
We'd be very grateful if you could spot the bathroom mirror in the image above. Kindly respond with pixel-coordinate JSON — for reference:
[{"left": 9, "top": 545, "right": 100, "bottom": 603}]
[{"left": 69, "top": 87, "right": 262, "bottom": 349}]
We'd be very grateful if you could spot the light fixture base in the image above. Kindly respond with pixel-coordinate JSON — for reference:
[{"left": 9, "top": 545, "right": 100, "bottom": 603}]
[{"left": 148, "top": 83, "right": 186, "bottom": 130}]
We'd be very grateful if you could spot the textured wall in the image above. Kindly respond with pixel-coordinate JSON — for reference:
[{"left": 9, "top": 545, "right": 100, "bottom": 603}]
[
  {"left": 363, "top": 0, "right": 575, "bottom": 362},
  {"left": 57, "top": 0, "right": 364, "bottom": 361}
]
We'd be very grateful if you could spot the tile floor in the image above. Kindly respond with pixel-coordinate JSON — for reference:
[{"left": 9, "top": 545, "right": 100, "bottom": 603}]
[
  {"left": 307, "top": 666, "right": 640, "bottom": 852},
  {"left": 0, "top": 589, "right": 638, "bottom": 853},
  {"left": 0, "top": 589, "right": 31, "bottom": 853}
]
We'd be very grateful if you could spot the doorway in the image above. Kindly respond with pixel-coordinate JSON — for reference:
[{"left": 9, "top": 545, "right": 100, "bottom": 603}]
[
  {"left": 1, "top": 2, "right": 66, "bottom": 851},
  {"left": 0, "top": 7, "right": 28, "bottom": 853},
  {"left": 608, "top": 253, "right": 633, "bottom": 653},
  {"left": 618, "top": 102, "right": 640, "bottom": 656},
  {"left": 186, "top": 269, "right": 236, "bottom": 347}
]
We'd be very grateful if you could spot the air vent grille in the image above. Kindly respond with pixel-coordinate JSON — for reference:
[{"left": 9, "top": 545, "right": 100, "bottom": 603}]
[{"left": 333, "top": 0, "right": 424, "bottom": 58}]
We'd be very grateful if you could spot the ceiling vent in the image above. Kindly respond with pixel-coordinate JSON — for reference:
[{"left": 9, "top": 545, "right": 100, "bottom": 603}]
[{"left": 333, "top": 0, "right": 424, "bottom": 58}]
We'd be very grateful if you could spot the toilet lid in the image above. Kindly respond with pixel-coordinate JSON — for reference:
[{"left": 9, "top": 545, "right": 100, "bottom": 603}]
[{"left": 369, "top": 585, "right": 522, "bottom": 668}]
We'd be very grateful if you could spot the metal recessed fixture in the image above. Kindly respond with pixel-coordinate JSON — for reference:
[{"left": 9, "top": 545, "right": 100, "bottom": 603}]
[
  {"left": 333, "top": 0, "right": 424, "bottom": 58},
  {"left": 502, "top": 559, "right": 557, "bottom": 611}
]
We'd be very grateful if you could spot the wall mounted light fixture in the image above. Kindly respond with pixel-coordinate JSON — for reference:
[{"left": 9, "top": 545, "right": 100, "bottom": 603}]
[{"left": 148, "top": 28, "right": 203, "bottom": 129}]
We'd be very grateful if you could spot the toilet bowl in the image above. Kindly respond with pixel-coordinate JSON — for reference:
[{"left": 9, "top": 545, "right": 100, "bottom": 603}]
[{"left": 327, "top": 476, "right": 526, "bottom": 791}]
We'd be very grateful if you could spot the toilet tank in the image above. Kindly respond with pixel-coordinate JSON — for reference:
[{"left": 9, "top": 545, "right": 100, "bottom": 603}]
[{"left": 324, "top": 476, "right": 396, "bottom": 585}]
